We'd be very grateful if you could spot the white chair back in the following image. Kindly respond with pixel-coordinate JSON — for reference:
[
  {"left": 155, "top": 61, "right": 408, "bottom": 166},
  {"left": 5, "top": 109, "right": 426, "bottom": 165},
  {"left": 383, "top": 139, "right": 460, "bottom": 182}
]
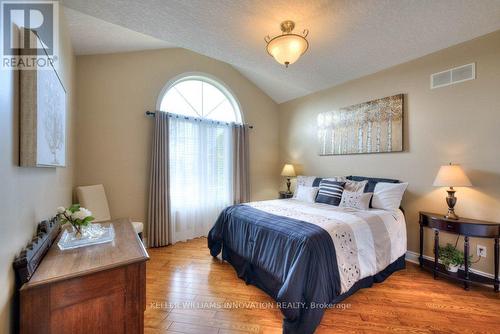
[{"left": 75, "top": 184, "right": 112, "bottom": 223}]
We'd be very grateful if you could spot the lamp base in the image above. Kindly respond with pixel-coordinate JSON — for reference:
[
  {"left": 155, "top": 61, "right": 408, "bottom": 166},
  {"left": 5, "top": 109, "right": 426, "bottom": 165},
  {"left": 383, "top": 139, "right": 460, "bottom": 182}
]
[
  {"left": 286, "top": 178, "right": 292, "bottom": 194},
  {"left": 444, "top": 187, "right": 459, "bottom": 220},
  {"left": 445, "top": 209, "right": 459, "bottom": 220}
]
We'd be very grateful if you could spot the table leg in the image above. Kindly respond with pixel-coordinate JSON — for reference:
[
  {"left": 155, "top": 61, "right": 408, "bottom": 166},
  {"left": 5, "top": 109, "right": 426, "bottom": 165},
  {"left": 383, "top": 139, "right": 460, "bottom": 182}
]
[
  {"left": 464, "top": 236, "right": 470, "bottom": 290},
  {"left": 434, "top": 229, "right": 439, "bottom": 279},
  {"left": 495, "top": 238, "right": 499, "bottom": 292},
  {"left": 419, "top": 223, "right": 424, "bottom": 267}
]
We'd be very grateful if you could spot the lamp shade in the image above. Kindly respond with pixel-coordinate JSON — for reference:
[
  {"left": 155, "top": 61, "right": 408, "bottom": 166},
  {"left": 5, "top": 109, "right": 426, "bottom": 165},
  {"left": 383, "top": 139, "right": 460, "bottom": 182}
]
[
  {"left": 281, "top": 164, "right": 296, "bottom": 177},
  {"left": 267, "top": 34, "right": 308, "bottom": 67},
  {"left": 433, "top": 164, "right": 472, "bottom": 187},
  {"left": 265, "top": 20, "right": 309, "bottom": 68}
]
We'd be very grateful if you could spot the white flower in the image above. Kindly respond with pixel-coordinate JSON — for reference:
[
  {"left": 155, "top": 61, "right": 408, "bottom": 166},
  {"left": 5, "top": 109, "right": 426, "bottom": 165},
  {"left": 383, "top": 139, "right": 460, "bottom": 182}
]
[
  {"left": 56, "top": 206, "right": 66, "bottom": 214},
  {"left": 71, "top": 211, "right": 84, "bottom": 220},
  {"left": 71, "top": 208, "right": 92, "bottom": 221},
  {"left": 80, "top": 207, "right": 92, "bottom": 218}
]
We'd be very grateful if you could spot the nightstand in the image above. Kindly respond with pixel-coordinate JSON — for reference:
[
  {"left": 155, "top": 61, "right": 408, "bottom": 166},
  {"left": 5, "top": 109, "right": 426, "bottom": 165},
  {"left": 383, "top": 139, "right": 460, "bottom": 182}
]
[
  {"left": 279, "top": 191, "right": 294, "bottom": 199},
  {"left": 419, "top": 211, "right": 499, "bottom": 292}
]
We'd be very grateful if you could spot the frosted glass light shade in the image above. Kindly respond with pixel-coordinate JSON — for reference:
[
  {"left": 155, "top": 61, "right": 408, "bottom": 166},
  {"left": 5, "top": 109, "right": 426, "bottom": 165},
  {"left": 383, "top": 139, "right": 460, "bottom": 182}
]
[
  {"left": 267, "top": 34, "right": 308, "bottom": 67},
  {"left": 281, "top": 164, "right": 296, "bottom": 177},
  {"left": 433, "top": 164, "right": 472, "bottom": 187}
]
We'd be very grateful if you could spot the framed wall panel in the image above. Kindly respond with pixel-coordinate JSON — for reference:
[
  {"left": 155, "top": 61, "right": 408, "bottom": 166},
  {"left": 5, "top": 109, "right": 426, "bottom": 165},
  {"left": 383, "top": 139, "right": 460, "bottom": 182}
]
[
  {"left": 20, "top": 29, "right": 66, "bottom": 167},
  {"left": 317, "top": 94, "right": 403, "bottom": 155}
]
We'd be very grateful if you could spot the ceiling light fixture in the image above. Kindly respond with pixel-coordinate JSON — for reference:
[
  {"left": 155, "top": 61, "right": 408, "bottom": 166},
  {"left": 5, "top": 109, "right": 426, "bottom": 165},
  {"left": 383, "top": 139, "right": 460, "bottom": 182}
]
[{"left": 265, "top": 20, "right": 309, "bottom": 68}]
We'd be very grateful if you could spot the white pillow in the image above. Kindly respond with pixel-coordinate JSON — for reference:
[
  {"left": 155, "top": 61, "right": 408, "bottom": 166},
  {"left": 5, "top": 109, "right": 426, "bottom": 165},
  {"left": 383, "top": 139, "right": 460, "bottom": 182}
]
[
  {"left": 296, "top": 176, "right": 318, "bottom": 187},
  {"left": 372, "top": 182, "right": 408, "bottom": 211},
  {"left": 294, "top": 185, "right": 319, "bottom": 203},
  {"left": 345, "top": 180, "right": 368, "bottom": 193},
  {"left": 294, "top": 176, "right": 318, "bottom": 198},
  {"left": 325, "top": 177, "right": 367, "bottom": 194},
  {"left": 339, "top": 191, "right": 372, "bottom": 210},
  {"left": 325, "top": 176, "right": 347, "bottom": 182}
]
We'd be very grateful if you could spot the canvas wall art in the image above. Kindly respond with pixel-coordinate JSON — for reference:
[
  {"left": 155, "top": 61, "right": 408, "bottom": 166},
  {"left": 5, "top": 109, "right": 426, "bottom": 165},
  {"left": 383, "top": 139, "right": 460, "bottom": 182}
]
[
  {"left": 20, "top": 30, "right": 66, "bottom": 167},
  {"left": 317, "top": 94, "right": 403, "bottom": 155}
]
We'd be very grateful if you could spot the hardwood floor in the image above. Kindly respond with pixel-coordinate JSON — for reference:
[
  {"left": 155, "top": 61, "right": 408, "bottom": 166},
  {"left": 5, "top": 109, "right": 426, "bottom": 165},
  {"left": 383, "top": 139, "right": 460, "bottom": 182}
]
[{"left": 145, "top": 238, "right": 499, "bottom": 334}]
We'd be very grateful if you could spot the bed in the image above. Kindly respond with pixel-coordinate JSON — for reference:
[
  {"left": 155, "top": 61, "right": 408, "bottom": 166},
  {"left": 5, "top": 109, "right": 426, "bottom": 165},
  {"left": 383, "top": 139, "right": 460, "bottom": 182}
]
[{"left": 208, "top": 179, "right": 407, "bottom": 334}]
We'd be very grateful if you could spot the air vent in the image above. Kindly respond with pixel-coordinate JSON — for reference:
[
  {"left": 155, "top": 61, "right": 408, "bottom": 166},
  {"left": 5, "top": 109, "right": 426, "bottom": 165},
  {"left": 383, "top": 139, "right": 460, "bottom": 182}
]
[{"left": 431, "top": 63, "right": 475, "bottom": 89}]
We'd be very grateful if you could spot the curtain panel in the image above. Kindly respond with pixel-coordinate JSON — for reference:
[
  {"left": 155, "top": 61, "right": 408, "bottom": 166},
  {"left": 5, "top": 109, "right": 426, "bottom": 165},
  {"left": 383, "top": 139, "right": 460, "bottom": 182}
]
[
  {"left": 232, "top": 124, "right": 250, "bottom": 204},
  {"left": 147, "top": 112, "right": 170, "bottom": 247},
  {"left": 168, "top": 117, "right": 233, "bottom": 243}
]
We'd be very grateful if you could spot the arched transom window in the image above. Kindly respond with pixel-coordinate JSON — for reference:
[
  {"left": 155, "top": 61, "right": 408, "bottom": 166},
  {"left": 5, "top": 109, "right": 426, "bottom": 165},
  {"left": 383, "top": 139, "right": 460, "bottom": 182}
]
[{"left": 159, "top": 75, "right": 242, "bottom": 123}]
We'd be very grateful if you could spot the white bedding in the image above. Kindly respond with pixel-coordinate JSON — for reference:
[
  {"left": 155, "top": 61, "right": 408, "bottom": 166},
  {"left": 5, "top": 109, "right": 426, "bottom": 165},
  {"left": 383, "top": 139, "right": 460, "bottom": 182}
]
[{"left": 246, "top": 199, "right": 407, "bottom": 293}]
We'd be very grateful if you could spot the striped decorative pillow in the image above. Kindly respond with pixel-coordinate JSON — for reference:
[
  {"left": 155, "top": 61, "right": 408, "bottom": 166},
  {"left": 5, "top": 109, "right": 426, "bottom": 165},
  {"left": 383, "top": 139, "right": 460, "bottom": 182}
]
[{"left": 315, "top": 180, "right": 345, "bottom": 206}]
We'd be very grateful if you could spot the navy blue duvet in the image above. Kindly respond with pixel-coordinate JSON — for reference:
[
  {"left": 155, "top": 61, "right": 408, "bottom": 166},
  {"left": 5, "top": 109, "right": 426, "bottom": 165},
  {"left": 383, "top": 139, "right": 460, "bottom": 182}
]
[{"left": 208, "top": 204, "right": 405, "bottom": 333}]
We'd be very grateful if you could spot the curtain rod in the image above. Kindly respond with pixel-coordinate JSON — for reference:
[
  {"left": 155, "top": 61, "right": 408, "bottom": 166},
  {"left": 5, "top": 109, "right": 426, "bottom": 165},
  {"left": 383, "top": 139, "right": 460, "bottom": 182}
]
[{"left": 145, "top": 111, "right": 253, "bottom": 129}]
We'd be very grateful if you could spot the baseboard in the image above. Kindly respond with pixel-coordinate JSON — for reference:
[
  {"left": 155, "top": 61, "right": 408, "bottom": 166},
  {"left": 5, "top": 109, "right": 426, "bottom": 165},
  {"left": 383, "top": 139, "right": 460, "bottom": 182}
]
[{"left": 405, "top": 250, "right": 494, "bottom": 279}]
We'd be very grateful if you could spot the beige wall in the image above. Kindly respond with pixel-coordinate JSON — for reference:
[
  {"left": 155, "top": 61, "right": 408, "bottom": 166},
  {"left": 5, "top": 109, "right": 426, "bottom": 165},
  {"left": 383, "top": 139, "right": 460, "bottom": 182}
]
[
  {"left": 278, "top": 30, "right": 500, "bottom": 276},
  {"left": 0, "top": 9, "right": 76, "bottom": 334},
  {"left": 75, "top": 49, "right": 280, "bottom": 233}
]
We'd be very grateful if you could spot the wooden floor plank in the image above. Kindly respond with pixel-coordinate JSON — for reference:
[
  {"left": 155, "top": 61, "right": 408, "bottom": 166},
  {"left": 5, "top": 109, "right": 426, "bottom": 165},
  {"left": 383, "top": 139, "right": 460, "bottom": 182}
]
[
  {"left": 167, "top": 321, "right": 219, "bottom": 334},
  {"left": 146, "top": 237, "right": 500, "bottom": 333}
]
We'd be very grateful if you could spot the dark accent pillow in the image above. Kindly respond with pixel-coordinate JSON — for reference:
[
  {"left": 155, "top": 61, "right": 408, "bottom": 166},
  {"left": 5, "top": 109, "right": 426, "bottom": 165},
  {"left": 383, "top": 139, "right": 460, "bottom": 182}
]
[
  {"left": 312, "top": 177, "right": 323, "bottom": 187},
  {"left": 315, "top": 180, "right": 345, "bottom": 206},
  {"left": 346, "top": 176, "right": 399, "bottom": 193}
]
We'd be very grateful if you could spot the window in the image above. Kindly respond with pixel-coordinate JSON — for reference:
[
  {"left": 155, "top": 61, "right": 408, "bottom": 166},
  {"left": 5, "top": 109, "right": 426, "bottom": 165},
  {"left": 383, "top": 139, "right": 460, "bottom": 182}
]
[
  {"left": 159, "top": 76, "right": 241, "bottom": 123},
  {"left": 158, "top": 74, "right": 241, "bottom": 243}
]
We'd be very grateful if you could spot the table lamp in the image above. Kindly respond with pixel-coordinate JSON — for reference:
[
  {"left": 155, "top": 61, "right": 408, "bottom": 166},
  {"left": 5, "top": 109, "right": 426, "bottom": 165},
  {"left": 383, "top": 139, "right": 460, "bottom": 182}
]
[
  {"left": 433, "top": 163, "right": 472, "bottom": 220},
  {"left": 281, "top": 164, "right": 296, "bottom": 194}
]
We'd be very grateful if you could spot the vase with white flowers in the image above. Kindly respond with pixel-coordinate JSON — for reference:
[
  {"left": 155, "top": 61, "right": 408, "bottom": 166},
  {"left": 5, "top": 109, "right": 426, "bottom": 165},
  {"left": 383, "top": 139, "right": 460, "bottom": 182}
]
[{"left": 56, "top": 204, "right": 95, "bottom": 238}]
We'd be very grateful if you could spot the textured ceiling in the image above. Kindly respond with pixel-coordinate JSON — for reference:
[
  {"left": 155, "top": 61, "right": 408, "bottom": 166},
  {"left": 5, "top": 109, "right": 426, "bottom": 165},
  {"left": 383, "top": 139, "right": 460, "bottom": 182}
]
[
  {"left": 64, "top": 8, "right": 172, "bottom": 55},
  {"left": 62, "top": 0, "right": 500, "bottom": 103}
]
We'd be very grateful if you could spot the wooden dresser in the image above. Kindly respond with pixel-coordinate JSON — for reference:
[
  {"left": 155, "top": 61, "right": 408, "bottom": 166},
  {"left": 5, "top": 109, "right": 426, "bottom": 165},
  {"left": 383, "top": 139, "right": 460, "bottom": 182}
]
[{"left": 19, "top": 219, "right": 149, "bottom": 334}]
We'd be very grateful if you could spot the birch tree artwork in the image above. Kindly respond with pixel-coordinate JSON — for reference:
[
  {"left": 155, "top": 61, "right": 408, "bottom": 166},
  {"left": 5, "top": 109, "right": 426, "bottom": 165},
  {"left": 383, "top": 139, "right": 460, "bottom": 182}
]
[
  {"left": 41, "top": 69, "right": 65, "bottom": 165},
  {"left": 317, "top": 94, "right": 403, "bottom": 155},
  {"left": 20, "top": 45, "right": 67, "bottom": 167}
]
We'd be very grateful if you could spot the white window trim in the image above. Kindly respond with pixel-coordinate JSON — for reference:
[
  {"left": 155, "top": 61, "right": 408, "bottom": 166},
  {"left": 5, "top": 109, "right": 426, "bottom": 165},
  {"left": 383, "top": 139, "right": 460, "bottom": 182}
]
[{"left": 156, "top": 72, "right": 243, "bottom": 124}]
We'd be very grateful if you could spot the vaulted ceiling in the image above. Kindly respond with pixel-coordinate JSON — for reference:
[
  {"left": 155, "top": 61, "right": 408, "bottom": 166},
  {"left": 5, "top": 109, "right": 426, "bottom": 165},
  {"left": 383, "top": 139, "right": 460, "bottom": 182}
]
[{"left": 63, "top": 0, "right": 500, "bottom": 103}]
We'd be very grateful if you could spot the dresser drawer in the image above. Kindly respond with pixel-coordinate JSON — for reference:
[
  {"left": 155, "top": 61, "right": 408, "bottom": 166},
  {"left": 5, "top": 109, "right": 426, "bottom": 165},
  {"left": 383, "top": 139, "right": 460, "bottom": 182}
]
[
  {"left": 430, "top": 218, "right": 458, "bottom": 233},
  {"left": 50, "top": 267, "right": 126, "bottom": 310}
]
